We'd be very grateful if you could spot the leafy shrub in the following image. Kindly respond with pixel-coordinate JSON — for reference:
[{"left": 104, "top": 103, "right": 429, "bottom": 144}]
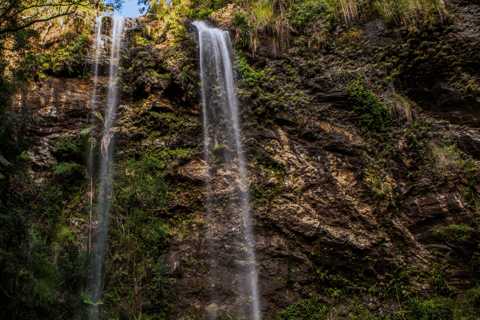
[
  {"left": 347, "top": 76, "right": 390, "bottom": 135},
  {"left": 430, "top": 144, "right": 478, "bottom": 179},
  {"left": 190, "top": 7, "right": 213, "bottom": 20},
  {"left": 104, "top": 155, "right": 170, "bottom": 318},
  {"left": 54, "top": 162, "right": 82, "bottom": 175},
  {"left": 431, "top": 269, "right": 456, "bottom": 296},
  {"left": 39, "top": 31, "right": 90, "bottom": 76},
  {"left": 148, "top": 257, "right": 173, "bottom": 314},
  {"left": 0, "top": 178, "right": 88, "bottom": 319},
  {"left": 235, "top": 50, "right": 268, "bottom": 87},
  {"left": 386, "top": 296, "right": 454, "bottom": 320},
  {"left": 233, "top": 12, "right": 252, "bottom": 48},
  {"left": 278, "top": 295, "right": 328, "bottom": 320},
  {"left": 288, "top": 1, "right": 333, "bottom": 28},
  {"left": 432, "top": 224, "right": 475, "bottom": 242},
  {"left": 54, "top": 136, "right": 84, "bottom": 162},
  {"left": 113, "top": 155, "right": 168, "bottom": 211},
  {"left": 471, "top": 248, "right": 480, "bottom": 285}
]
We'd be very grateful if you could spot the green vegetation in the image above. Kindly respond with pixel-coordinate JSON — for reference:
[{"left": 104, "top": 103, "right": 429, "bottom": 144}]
[
  {"left": 289, "top": 1, "right": 333, "bottom": 28},
  {"left": 0, "top": 0, "right": 102, "bottom": 38},
  {"left": 0, "top": 134, "right": 90, "bottom": 319},
  {"left": 347, "top": 76, "right": 390, "bottom": 135},
  {"left": 1, "top": 0, "right": 479, "bottom": 318},
  {"left": 37, "top": 31, "right": 91, "bottom": 77},
  {"left": 279, "top": 290, "right": 480, "bottom": 320},
  {"left": 54, "top": 135, "right": 85, "bottom": 162},
  {"left": 430, "top": 144, "right": 478, "bottom": 179},
  {"left": 225, "top": 0, "right": 447, "bottom": 52},
  {"left": 432, "top": 224, "right": 475, "bottom": 242},
  {"left": 233, "top": 12, "right": 252, "bottom": 48},
  {"left": 278, "top": 295, "right": 328, "bottom": 319},
  {"left": 235, "top": 50, "right": 269, "bottom": 87},
  {"left": 288, "top": 0, "right": 334, "bottom": 43},
  {"left": 104, "top": 155, "right": 172, "bottom": 318}
]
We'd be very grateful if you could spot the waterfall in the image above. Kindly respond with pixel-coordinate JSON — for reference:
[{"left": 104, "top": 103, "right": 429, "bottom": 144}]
[
  {"left": 194, "top": 21, "right": 260, "bottom": 320},
  {"left": 88, "top": 16, "right": 103, "bottom": 253},
  {"left": 88, "top": 15, "right": 125, "bottom": 320}
]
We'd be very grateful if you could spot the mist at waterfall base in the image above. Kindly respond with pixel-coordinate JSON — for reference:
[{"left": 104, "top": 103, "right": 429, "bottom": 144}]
[
  {"left": 88, "top": 15, "right": 125, "bottom": 320},
  {"left": 194, "top": 21, "right": 260, "bottom": 320}
]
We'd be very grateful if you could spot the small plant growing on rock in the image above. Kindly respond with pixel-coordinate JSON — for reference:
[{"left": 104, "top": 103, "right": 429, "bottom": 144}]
[
  {"left": 432, "top": 224, "right": 475, "bottom": 242},
  {"left": 278, "top": 294, "right": 328, "bottom": 319},
  {"left": 235, "top": 50, "right": 269, "bottom": 87},
  {"left": 347, "top": 76, "right": 390, "bottom": 135}
]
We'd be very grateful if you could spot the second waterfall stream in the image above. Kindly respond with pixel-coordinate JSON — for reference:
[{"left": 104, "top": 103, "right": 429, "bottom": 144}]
[{"left": 194, "top": 21, "right": 260, "bottom": 319}]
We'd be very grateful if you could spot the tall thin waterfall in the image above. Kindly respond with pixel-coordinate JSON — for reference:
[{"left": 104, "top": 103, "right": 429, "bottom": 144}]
[
  {"left": 194, "top": 21, "right": 260, "bottom": 319},
  {"left": 88, "top": 16, "right": 103, "bottom": 253},
  {"left": 88, "top": 15, "right": 125, "bottom": 320}
]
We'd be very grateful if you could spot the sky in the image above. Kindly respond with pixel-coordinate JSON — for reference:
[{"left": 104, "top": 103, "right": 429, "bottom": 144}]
[{"left": 115, "top": 0, "right": 141, "bottom": 17}]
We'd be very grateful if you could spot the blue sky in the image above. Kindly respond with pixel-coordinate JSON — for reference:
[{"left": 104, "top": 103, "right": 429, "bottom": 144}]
[{"left": 116, "top": 0, "right": 141, "bottom": 17}]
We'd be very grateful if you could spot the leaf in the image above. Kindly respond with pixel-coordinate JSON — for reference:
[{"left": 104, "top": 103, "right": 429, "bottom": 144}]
[
  {"left": 82, "top": 292, "right": 104, "bottom": 306},
  {"left": 0, "top": 155, "right": 11, "bottom": 166},
  {"left": 94, "top": 109, "right": 104, "bottom": 122},
  {"left": 79, "top": 125, "right": 96, "bottom": 137},
  {"left": 54, "top": 162, "right": 81, "bottom": 175},
  {"left": 0, "top": 173, "right": 5, "bottom": 179},
  {"left": 28, "top": 229, "right": 41, "bottom": 245}
]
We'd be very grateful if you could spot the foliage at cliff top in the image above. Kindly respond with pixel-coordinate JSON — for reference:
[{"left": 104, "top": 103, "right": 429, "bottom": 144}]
[{"left": 177, "top": 0, "right": 449, "bottom": 52}]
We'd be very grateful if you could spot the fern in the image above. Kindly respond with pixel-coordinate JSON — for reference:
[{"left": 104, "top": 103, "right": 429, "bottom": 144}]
[
  {"left": 0, "top": 155, "right": 11, "bottom": 166},
  {"left": 94, "top": 109, "right": 104, "bottom": 122},
  {"left": 82, "top": 292, "right": 103, "bottom": 306},
  {"left": 79, "top": 125, "right": 95, "bottom": 137},
  {"left": 54, "top": 162, "right": 82, "bottom": 175}
]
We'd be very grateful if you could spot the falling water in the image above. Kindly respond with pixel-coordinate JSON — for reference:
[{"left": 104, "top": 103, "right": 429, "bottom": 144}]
[
  {"left": 88, "top": 15, "right": 125, "bottom": 320},
  {"left": 88, "top": 16, "right": 103, "bottom": 253},
  {"left": 90, "top": 16, "right": 103, "bottom": 117},
  {"left": 194, "top": 21, "right": 260, "bottom": 319}
]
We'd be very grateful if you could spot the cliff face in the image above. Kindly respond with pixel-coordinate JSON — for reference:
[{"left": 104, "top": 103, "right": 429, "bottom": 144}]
[{"left": 4, "top": 0, "right": 480, "bottom": 319}]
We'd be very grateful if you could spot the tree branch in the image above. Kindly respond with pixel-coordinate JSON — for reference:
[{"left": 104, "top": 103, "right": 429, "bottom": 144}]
[
  {"left": 0, "top": 1, "right": 82, "bottom": 28},
  {"left": 0, "top": 5, "right": 79, "bottom": 36},
  {"left": 0, "top": 0, "right": 21, "bottom": 24}
]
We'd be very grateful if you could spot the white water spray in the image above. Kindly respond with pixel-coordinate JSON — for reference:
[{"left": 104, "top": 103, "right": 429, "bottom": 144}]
[{"left": 194, "top": 21, "right": 260, "bottom": 320}]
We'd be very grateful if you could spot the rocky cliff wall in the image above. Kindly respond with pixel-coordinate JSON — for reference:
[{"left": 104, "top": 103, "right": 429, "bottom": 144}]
[{"left": 6, "top": 1, "right": 480, "bottom": 319}]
